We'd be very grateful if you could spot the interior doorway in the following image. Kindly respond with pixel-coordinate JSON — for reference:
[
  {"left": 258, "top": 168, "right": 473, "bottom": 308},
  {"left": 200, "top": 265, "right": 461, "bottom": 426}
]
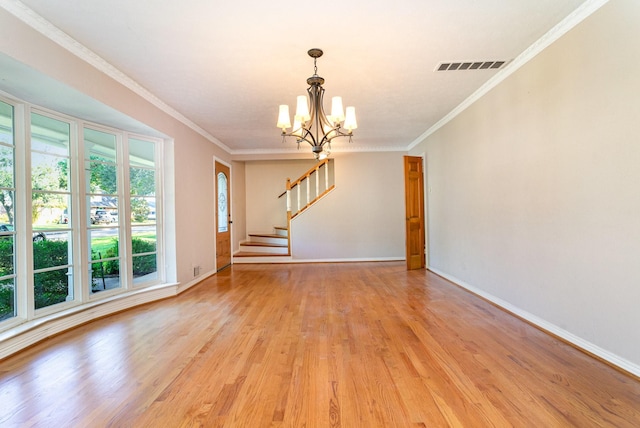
[
  {"left": 404, "top": 156, "right": 426, "bottom": 270},
  {"left": 215, "top": 161, "right": 232, "bottom": 271}
]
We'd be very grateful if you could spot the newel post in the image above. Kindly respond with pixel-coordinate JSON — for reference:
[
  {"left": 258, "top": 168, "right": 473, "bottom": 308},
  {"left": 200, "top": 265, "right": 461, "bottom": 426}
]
[{"left": 286, "top": 178, "right": 292, "bottom": 213}]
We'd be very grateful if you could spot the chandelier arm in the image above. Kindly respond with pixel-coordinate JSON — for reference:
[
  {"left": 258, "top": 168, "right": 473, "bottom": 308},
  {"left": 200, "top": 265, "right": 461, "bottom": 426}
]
[
  {"left": 281, "top": 128, "right": 317, "bottom": 148},
  {"left": 307, "top": 83, "right": 337, "bottom": 150},
  {"left": 320, "top": 124, "right": 355, "bottom": 145}
]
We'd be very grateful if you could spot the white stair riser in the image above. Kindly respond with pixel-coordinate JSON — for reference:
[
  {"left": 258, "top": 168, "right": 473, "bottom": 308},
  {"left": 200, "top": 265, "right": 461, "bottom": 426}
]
[
  {"left": 274, "top": 228, "right": 288, "bottom": 237},
  {"left": 238, "top": 244, "right": 289, "bottom": 254}
]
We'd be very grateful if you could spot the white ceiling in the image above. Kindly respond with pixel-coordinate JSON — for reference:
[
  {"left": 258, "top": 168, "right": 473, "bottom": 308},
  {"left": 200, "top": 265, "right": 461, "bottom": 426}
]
[{"left": 3, "top": 0, "right": 593, "bottom": 157}]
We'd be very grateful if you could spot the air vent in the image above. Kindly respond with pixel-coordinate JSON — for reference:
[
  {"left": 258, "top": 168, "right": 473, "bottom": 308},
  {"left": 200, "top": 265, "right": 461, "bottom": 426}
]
[{"left": 436, "top": 60, "right": 508, "bottom": 72}]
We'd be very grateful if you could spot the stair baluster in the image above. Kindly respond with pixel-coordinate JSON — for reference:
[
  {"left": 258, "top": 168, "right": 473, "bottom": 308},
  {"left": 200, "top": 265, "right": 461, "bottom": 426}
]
[{"left": 236, "top": 159, "right": 334, "bottom": 262}]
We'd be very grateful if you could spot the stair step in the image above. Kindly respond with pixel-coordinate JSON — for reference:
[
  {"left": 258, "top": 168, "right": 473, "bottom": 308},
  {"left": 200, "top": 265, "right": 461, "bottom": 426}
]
[
  {"left": 239, "top": 239, "right": 288, "bottom": 255},
  {"left": 239, "top": 227, "right": 290, "bottom": 257},
  {"left": 233, "top": 252, "right": 293, "bottom": 264},
  {"left": 274, "top": 226, "right": 288, "bottom": 237},
  {"left": 234, "top": 251, "right": 290, "bottom": 257},
  {"left": 242, "top": 241, "right": 287, "bottom": 248},
  {"left": 249, "top": 233, "right": 287, "bottom": 240}
]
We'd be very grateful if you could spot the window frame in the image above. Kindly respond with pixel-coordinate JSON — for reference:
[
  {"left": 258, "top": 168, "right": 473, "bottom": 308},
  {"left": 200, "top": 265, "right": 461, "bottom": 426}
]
[
  {"left": 0, "top": 99, "right": 18, "bottom": 325},
  {"left": 29, "top": 109, "right": 78, "bottom": 318},
  {"left": 83, "top": 124, "right": 124, "bottom": 299},
  {"left": 0, "top": 93, "right": 165, "bottom": 332},
  {"left": 127, "top": 133, "right": 163, "bottom": 288}
]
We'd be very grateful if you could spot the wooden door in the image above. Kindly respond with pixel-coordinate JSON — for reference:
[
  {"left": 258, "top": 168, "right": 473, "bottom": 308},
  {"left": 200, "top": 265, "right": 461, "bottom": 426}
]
[
  {"left": 215, "top": 161, "right": 231, "bottom": 271},
  {"left": 404, "top": 156, "right": 425, "bottom": 270}
]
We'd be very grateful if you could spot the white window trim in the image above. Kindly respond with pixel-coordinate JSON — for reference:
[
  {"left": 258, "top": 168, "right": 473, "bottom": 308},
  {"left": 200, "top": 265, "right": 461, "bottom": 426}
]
[{"left": 0, "top": 93, "right": 165, "bottom": 333}]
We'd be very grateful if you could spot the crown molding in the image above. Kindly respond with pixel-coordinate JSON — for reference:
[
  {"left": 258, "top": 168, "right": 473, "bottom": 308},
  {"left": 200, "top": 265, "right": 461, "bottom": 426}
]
[
  {"left": 0, "top": 0, "right": 232, "bottom": 153},
  {"left": 407, "top": 0, "right": 610, "bottom": 151},
  {"left": 231, "top": 144, "right": 406, "bottom": 156}
]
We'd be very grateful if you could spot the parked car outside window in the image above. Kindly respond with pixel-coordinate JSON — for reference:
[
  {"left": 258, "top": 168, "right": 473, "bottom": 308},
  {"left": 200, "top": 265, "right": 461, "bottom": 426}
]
[{"left": 91, "top": 210, "right": 114, "bottom": 224}]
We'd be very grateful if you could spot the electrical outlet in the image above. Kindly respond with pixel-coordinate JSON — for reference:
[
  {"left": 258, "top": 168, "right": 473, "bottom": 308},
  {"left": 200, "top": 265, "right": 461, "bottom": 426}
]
[{"left": 193, "top": 265, "right": 200, "bottom": 277}]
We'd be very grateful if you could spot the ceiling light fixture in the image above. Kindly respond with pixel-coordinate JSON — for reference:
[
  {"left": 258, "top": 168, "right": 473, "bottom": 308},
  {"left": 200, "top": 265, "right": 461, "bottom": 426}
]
[{"left": 277, "top": 48, "right": 357, "bottom": 160}]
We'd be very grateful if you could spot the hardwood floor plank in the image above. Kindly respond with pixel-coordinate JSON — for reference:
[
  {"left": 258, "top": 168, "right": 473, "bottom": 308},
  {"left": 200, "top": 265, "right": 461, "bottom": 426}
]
[{"left": 1, "top": 262, "right": 639, "bottom": 427}]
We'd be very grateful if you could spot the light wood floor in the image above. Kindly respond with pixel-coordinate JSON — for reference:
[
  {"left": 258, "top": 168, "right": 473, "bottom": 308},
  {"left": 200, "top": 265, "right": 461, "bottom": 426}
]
[{"left": 1, "top": 262, "right": 639, "bottom": 427}]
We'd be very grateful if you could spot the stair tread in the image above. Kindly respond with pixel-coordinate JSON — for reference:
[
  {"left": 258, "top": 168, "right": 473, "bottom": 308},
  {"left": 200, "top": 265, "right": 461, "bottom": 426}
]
[
  {"left": 248, "top": 233, "right": 287, "bottom": 239},
  {"left": 241, "top": 241, "right": 288, "bottom": 247},
  {"left": 234, "top": 252, "right": 291, "bottom": 257}
]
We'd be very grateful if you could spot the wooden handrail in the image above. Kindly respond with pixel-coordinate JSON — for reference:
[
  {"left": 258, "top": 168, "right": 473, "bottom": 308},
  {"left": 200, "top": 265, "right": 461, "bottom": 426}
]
[
  {"left": 289, "top": 158, "right": 329, "bottom": 189},
  {"left": 277, "top": 158, "right": 330, "bottom": 199}
]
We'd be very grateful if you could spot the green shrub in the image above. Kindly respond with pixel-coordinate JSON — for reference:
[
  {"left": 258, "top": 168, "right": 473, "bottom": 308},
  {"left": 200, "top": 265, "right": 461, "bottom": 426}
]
[
  {"left": 0, "top": 283, "right": 14, "bottom": 321},
  {"left": 0, "top": 237, "right": 156, "bottom": 311},
  {"left": 100, "top": 237, "right": 156, "bottom": 277},
  {"left": 33, "top": 240, "right": 70, "bottom": 309},
  {"left": 132, "top": 239, "right": 156, "bottom": 276},
  {"left": 0, "top": 240, "right": 14, "bottom": 278},
  {"left": 101, "top": 238, "right": 120, "bottom": 275}
]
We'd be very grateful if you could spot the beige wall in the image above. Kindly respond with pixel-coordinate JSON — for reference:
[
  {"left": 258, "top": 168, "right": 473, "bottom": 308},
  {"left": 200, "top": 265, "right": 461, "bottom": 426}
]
[
  {"left": 231, "top": 160, "right": 246, "bottom": 253},
  {"left": 290, "top": 152, "right": 406, "bottom": 261},
  {"left": 410, "top": 0, "right": 640, "bottom": 372},
  {"left": 243, "top": 152, "right": 406, "bottom": 260},
  {"left": 243, "top": 159, "right": 317, "bottom": 237}
]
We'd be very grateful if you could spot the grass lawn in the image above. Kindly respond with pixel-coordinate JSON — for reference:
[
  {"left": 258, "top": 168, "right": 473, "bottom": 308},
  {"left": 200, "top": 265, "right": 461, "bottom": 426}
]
[{"left": 92, "top": 232, "right": 156, "bottom": 260}]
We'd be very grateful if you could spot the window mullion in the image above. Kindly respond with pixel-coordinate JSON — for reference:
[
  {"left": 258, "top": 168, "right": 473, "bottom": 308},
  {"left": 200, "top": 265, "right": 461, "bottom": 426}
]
[
  {"left": 120, "top": 133, "right": 132, "bottom": 288},
  {"left": 73, "top": 123, "right": 87, "bottom": 303},
  {"left": 17, "top": 104, "right": 36, "bottom": 320}
]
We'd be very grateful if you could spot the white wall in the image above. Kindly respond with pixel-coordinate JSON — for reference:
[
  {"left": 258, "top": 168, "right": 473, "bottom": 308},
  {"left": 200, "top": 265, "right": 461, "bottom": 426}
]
[
  {"left": 290, "top": 152, "right": 406, "bottom": 261},
  {"left": 410, "top": 0, "right": 640, "bottom": 373}
]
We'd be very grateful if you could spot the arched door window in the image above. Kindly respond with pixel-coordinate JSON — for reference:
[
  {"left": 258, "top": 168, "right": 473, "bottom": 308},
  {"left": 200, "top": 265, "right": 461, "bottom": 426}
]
[{"left": 217, "top": 172, "right": 228, "bottom": 233}]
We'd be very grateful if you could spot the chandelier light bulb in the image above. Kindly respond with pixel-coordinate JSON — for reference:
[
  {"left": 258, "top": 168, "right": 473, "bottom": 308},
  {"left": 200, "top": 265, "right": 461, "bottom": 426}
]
[
  {"left": 292, "top": 118, "right": 303, "bottom": 137},
  {"left": 344, "top": 106, "right": 357, "bottom": 132},
  {"left": 330, "top": 97, "right": 345, "bottom": 124},
  {"left": 277, "top": 105, "right": 291, "bottom": 130}
]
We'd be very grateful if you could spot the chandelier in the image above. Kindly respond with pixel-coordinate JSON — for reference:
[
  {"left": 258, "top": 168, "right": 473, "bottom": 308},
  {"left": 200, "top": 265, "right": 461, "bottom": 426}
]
[{"left": 277, "top": 48, "right": 357, "bottom": 160}]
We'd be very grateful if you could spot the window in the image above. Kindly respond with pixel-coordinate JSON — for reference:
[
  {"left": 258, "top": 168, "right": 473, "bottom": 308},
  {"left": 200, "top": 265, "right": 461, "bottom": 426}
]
[
  {"left": 129, "top": 137, "right": 158, "bottom": 284},
  {"left": 84, "top": 127, "right": 121, "bottom": 293},
  {"left": 0, "top": 101, "right": 16, "bottom": 321},
  {"left": 31, "top": 112, "right": 74, "bottom": 310},
  {"left": 0, "top": 93, "right": 164, "bottom": 332},
  {"left": 217, "top": 172, "right": 228, "bottom": 233}
]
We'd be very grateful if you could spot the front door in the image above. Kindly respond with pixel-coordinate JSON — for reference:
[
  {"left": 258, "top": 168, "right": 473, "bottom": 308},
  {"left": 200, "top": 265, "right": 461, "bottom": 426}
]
[
  {"left": 404, "top": 156, "right": 426, "bottom": 270},
  {"left": 215, "top": 161, "right": 231, "bottom": 271}
]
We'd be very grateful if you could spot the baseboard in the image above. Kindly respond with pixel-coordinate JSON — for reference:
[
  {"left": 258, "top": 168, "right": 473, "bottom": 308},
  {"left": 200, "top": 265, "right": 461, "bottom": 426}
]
[
  {"left": 177, "top": 268, "right": 217, "bottom": 293},
  {"left": 236, "top": 256, "right": 405, "bottom": 264},
  {"left": 428, "top": 267, "right": 640, "bottom": 379},
  {"left": 0, "top": 282, "right": 179, "bottom": 360}
]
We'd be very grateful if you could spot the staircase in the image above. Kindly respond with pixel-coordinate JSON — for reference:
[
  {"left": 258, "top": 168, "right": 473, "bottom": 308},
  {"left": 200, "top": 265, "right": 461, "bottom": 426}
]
[
  {"left": 233, "top": 226, "right": 291, "bottom": 263},
  {"left": 233, "top": 158, "right": 334, "bottom": 264}
]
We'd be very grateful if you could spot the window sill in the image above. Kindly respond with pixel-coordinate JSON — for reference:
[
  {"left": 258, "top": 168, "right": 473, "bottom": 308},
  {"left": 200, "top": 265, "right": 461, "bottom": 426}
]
[{"left": 0, "top": 281, "right": 180, "bottom": 360}]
